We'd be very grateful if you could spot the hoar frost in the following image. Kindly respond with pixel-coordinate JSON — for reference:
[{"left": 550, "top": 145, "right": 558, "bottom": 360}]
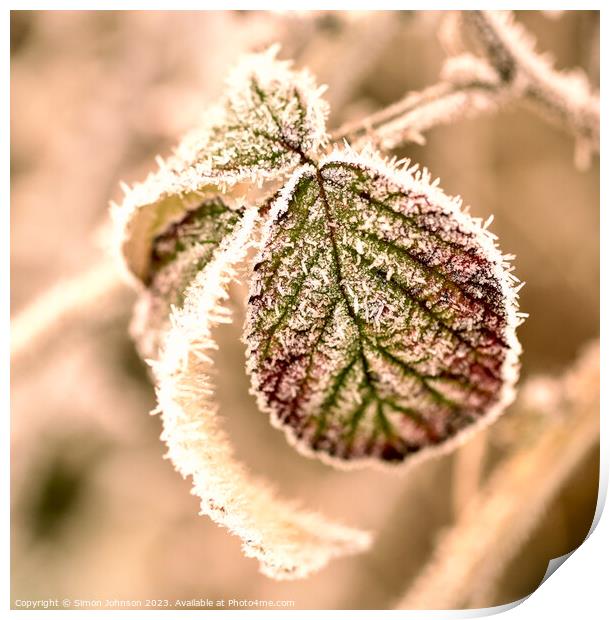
[
  {"left": 115, "top": 44, "right": 523, "bottom": 579},
  {"left": 246, "top": 147, "right": 522, "bottom": 466}
]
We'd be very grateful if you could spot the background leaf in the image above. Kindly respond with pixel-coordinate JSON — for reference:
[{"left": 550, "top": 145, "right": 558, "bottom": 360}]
[{"left": 246, "top": 149, "right": 522, "bottom": 465}]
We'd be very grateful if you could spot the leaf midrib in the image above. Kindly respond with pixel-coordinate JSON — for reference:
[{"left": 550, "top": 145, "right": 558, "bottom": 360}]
[{"left": 312, "top": 167, "right": 454, "bottom": 438}]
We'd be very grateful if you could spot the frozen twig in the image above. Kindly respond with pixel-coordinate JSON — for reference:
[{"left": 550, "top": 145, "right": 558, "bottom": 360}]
[
  {"left": 11, "top": 259, "right": 123, "bottom": 364},
  {"left": 332, "top": 78, "right": 505, "bottom": 151},
  {"left": 397, "top": 341, "right": 600, "bottom": 610},
  {"left": 465, "top": 11, "right": 599, "bottom": 162},
  {"left": 334, "top": 10, "right": 599, "bottom": 163}
]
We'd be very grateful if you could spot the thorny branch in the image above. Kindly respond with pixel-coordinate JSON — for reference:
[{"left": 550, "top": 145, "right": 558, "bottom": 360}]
[{"left": 333, "top": 11, "right": 599, "bottom": 166}]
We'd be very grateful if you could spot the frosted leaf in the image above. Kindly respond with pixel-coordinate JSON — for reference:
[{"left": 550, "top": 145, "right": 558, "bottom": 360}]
[
  {"left": 151, "top": 208, "right": 371, "bottom": 579},
  {"left": 112, "top": 45, "right": 328, "bottom": 282},
  {"left": 111, "top": 173, "right": 248, "bottom": 283},
  {"left": 246, "top": 148, "right": 522, "bottom": 466},
  {"left": 130, "top": 197, "right": 242, "bottom": 360},
  {"left": 177, "top": 44, "right": 329, "bottom": 184}
]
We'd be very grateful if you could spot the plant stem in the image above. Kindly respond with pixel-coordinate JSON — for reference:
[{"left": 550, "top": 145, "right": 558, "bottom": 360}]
[
  {"left": 451, "top": 429, "right": 489, "bottom": 518},
  {"left": 335, "top": 80, "right": 508, "bottom": 152},
  {"left": 465, "top": 11, "right": 599, "bottom": 150},
  {"left": 332, "top": 11, "right": 599, "bottom": 160},
  {"left": 11, "top": 259, "right": 124, "bottom": 363}
]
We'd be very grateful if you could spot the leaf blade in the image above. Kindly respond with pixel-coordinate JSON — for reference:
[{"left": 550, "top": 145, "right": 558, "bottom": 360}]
[
  {"left": 130, "top": 196, "right": 242, "bottom": 360},
  {"left": 246, "top": 150, "right": 522, "bottom": 465}
]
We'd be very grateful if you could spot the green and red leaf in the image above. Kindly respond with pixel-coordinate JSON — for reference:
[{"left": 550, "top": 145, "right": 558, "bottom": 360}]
[{"left": 246, "top": 149, "right": 522, "bottom": 465}]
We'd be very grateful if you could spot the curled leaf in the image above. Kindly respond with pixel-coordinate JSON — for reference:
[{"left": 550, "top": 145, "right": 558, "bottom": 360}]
[
  {"left": 246, "top": 148, "right": 522, "bottom": 465},
  {"left": 151, "top": 208, "right": 371, "bottom": 579},
  {"left": 111, "top": 173, "right": 246, "bottom": 284},
  {"left": 130, "top": 197, "right": 242, "bottom": 360}
]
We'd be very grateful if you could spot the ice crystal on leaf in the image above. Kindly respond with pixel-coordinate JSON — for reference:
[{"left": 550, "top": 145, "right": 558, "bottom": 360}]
[{"left": 246, "top": 148, "right": 522, "bottom": 465}]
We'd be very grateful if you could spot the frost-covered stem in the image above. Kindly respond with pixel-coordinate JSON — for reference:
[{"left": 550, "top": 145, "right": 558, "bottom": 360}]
[
  {"left": 397, "top": 342, "right": 599, "bottom": 610},
  {"left": 464, "top": 11, "right": 599, "bottom": 151},
  {"left": 11, "top": 259, "right": 122, "bottom": 363},
  {"left": 334, "top": 11, "right": 599, "bottom": 157},
  {"left": 332, "top": 80, "right": 503, "bottom": 150}
]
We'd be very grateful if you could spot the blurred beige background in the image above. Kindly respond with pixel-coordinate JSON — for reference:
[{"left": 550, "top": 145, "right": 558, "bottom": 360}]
[{"left": 11, "top": 11, "right": 599, "bottom": 610}]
